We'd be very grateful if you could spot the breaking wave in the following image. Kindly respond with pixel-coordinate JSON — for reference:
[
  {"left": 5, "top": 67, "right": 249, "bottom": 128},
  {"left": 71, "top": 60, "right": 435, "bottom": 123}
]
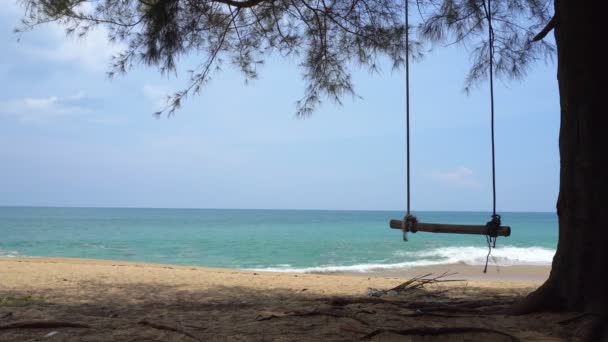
[{"left": 248, "top": 246, "right": 555, "bottom": 273}]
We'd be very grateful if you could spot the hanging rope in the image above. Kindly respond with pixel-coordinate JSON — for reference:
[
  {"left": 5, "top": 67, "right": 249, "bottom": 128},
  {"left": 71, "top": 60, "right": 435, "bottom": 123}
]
[
  {"left": 484, "top": 0, "right": 500, "bottom": 273},
  {"left": 400, "top": 0, "right": 503, "bottom": 269},
  {"left": 403, "top": 0, "right": 416, "bottom": 241}
]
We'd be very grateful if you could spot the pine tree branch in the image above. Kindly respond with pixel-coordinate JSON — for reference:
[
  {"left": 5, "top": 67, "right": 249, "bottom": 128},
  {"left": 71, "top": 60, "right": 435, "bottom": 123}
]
[
  {"left": 210, "top": 0, "right": 269, "bottom": 8},
  {"left": 532, "top": 15, "right": 556, "bottom": 42}
]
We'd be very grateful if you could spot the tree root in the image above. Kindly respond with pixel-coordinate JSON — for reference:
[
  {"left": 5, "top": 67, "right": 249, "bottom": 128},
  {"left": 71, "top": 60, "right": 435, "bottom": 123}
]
[
  {"left": 138, "top": 319, "right": 202, "bottom": 342},
  {"left": 360, "top": 327, "right": 519, "bottom": 341},
  {"left": 256, "top": 309, "right": 370, "bottom": 326},
  {"left": 509, "top": 281, "right": 562, "bottom": 315},
  {"left": 557, "top": 312, "right": 602, "bottom": 325},
  {"left": 0, "top": 320, "right": 90, "bottom": 330},
  {"left": 399, "top": 311, "right": 478, "bottom": 318},
  {"left": 328, "top": 296, "right": 516, "bottom": 314}
]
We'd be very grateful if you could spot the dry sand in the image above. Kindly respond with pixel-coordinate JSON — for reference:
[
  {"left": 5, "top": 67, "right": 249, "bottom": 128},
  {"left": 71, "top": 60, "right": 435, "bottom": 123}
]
[{"left": 0, "top": 257, "right": 584, "bottom": 341}]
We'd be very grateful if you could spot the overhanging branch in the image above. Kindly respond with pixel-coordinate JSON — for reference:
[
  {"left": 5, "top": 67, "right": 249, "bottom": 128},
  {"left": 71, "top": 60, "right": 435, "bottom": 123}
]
[
  {"left": 532, "top": 15, "right": 557, "bottom": 42},
  {"left": 210, "top": 0, "right": 269, "bottom": 8}
]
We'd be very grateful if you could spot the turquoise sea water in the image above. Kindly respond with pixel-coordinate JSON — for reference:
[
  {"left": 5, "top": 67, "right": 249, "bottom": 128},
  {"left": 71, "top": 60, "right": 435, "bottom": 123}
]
[{"left": 0, "top": 207, "right": 557, "bottom": 272}]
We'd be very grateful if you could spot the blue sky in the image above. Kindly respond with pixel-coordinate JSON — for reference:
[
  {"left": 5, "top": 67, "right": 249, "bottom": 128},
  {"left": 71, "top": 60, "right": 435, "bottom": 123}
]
[{"left": 0, "top": 1, "right": 560, "bottom": 212}]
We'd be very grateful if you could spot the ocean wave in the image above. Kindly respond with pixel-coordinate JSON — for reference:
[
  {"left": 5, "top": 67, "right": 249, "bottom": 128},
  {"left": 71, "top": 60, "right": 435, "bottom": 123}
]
[
  {"left": 0, "top": 248, "right": 22, "bottom": 258},
  {"left": 395, "top": 246, "right": 556, "bottom": 266},
  {"left": 247, "top": 245, "right": 555, "bottom": 273}
]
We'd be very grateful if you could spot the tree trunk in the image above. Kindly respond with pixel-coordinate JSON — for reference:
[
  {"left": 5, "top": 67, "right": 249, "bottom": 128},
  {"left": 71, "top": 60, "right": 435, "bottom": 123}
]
[{"left": 513, "top": 0, "right": 608, "bottom": 328}]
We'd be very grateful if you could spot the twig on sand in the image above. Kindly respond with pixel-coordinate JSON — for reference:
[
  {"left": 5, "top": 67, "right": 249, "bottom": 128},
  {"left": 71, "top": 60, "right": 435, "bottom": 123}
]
[
  {"left": 360, "top": 327, "right": 519, "bottom": 341},
  {"left": 138, "top": 319, "right": 202, "bottom": 342},
  {"left": 0, "top": 320, "right": 90, "bottom": 330}
]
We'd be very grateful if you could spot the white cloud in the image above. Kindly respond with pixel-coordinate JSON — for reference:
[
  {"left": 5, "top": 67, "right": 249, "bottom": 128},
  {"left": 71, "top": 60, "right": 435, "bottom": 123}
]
[
  {"left": 10, "top": 2, "right": 124, "bottom": 72},
  {"left": 142, "top": 84, "right": 170, "bottom": 109},
  {"left": 22, "top": 96, "right": 59, "bottom": 111},
  {"left": 0, "top": 92, "right": 91, "bottom": 124},
  {"left": 23, "top": 25, "right": 123, "bottom": 72},
  {"left": 431, "top": 166, "right": 481, "bottom": 189}
]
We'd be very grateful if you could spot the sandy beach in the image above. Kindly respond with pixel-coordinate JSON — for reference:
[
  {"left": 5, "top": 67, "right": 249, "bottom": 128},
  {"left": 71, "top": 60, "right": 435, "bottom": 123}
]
[{"left": 1, "top": 257, "right": 581, "bottom": 341}]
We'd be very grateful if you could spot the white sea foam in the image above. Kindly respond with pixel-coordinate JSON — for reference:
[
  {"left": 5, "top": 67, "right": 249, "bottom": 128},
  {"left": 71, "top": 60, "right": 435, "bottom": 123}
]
[
  {"left": 0, "top": 248, "right": 21, "bottom": 258},
  {"left": 395, "top": 246, "right": 556, "bottom": 266},
  {"left": 247, "top": 246, "right": 555, "bottom": 273}
]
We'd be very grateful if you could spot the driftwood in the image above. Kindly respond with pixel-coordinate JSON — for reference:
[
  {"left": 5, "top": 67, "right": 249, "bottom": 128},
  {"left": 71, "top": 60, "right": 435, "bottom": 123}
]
[
  {"left": 0, "top": 320, "right": 90, "bottom": 330},
  {"left": 138, "top": 319, "right": 202, "bottom": 342}
]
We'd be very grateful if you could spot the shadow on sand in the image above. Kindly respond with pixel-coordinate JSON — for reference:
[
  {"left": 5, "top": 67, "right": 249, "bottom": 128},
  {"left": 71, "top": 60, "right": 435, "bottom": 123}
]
[{"left": 0, "top": 279, "right": 585, "bottom": 341}]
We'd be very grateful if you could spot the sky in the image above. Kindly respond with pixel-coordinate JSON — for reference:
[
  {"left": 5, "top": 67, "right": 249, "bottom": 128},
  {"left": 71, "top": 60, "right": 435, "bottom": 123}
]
[{"left": 0, "top": 1, "right": 560, "bottom": 212}]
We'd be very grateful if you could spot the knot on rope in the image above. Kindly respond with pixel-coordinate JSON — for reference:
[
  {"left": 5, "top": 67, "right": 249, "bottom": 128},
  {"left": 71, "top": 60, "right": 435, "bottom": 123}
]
[
  {"left": 486, "top": 214, "right": 501, "bottom": 239},
  {"left": 484, "top": 214, "right": 501, "bottom": 273},
  {"left": 402, "top": 215, "right": 418, "bottom": 241}
]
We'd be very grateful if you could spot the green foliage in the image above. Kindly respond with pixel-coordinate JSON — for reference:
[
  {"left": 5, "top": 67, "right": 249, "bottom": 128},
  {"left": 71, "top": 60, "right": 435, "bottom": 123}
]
[
  {"left": 16, "top": 0, "right": 554, "bottom": 115},
  {"left": 417, "top": 0, "right": 554, "bottom": 92}
]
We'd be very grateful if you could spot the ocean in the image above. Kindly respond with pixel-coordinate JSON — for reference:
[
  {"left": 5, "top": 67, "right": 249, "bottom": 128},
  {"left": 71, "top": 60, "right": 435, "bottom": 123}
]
[{"left": 0, "top": 207, "right": 557, "bottom": 272}]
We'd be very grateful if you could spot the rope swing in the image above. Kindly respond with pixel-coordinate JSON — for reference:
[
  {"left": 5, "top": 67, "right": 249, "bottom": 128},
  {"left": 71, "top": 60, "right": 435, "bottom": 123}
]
[{"left": 389, "top": 0, "right": 510, "bottom": 273}]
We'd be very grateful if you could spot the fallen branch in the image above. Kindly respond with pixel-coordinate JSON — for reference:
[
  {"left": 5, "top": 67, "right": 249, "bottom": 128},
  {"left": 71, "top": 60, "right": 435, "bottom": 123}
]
[
  {"left": 0, "top": 320, "right": 90, "bottom": 330},
  {"left": 368, "top": 272, "right": 464, "bottom": 297},
  {"left": 138, "top": 319, "right": 202, "bottom": 342},
  {"left": 391, "top": 272, "right": 463, "bottom": 291},
  {"left": 361, "top": 327, "right": 519, "bottom": 341}
]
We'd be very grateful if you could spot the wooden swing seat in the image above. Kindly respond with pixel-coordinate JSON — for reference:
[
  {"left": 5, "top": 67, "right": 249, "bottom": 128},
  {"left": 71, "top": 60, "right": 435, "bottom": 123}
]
[{"left": 389, "top": 219, "right": 511, "bottom": 237}]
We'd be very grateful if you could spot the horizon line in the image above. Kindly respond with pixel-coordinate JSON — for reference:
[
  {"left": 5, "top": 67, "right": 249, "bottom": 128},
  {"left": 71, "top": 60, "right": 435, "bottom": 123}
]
[{"left": 0, "top": 205, "right": 556, "bottom": 214}]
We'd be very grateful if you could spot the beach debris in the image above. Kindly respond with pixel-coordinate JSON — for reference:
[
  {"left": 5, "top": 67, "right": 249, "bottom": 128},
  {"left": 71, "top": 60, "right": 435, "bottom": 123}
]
[
  {"left": 0, "top": 320, "right": 90, "bottom": 330},
  {"left": 366, "top": 272, "right": 462, "bottom": 298},
  {"left": 44, "top": 331, "right": 58, "bottom": 337},
  {"left": 138, "top": 319, "right": 202, "bottom": 342}
]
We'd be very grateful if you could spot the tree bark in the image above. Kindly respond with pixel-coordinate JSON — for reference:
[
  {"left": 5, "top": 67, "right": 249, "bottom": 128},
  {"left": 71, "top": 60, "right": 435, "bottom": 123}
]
[{"left": 513, "top": 0, "right": 608, "bottom": 327}]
